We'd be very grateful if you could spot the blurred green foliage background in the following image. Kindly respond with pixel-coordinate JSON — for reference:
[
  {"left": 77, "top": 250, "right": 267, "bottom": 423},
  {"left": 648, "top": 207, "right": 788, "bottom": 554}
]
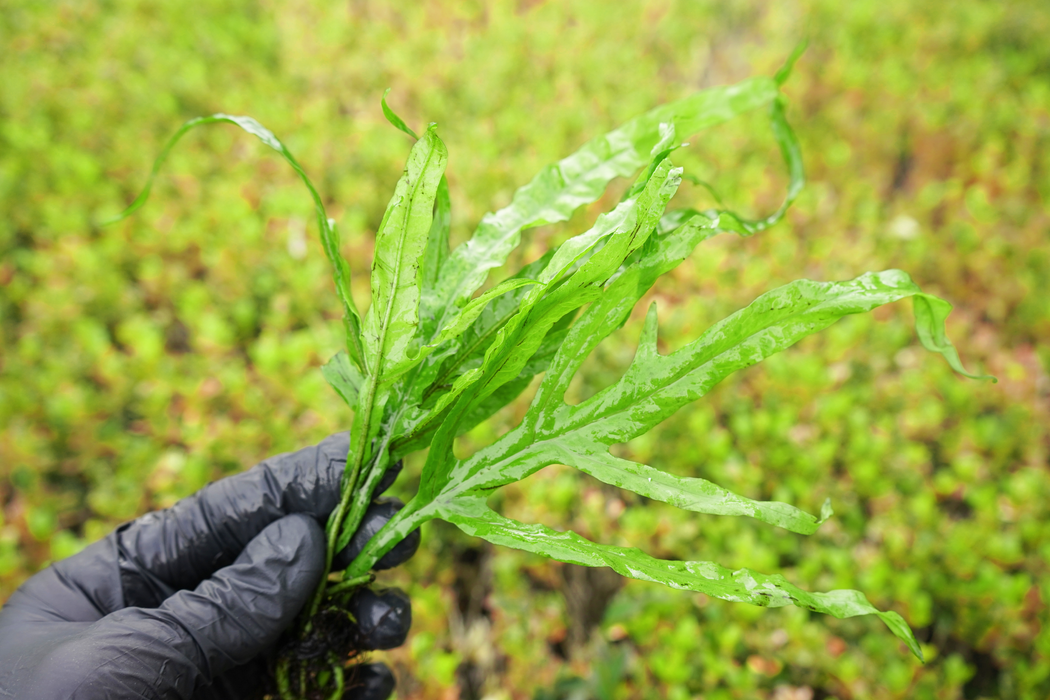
[{"left": 2, "top": 1, "right": 1048, "bottom": 698}]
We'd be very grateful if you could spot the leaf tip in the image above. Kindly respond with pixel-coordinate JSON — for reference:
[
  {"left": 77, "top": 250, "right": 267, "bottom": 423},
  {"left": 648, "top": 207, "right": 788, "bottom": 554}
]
[
  {"left": 650, "top": 122, "right": 677, "bottom": 157},
  {"left": 818, "top": 498, "right": 833, "bottom": 524},
  {"left": 381, "top": 89, "right": 420, "bottom": 140},
  {"left": 97, "top": 212, "right": 126, "bottom": 227},
  {"left": 877, "top": 610, "right": 924, "bottom": 663},
  {"left": 774, "top": 39, "right": 808, "bottom": 87}
]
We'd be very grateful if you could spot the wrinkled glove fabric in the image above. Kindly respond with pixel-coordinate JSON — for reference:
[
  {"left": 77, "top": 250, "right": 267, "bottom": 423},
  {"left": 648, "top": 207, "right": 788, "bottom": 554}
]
[{"left": 0, "top": 433, "right": 416, "bottom": 700}]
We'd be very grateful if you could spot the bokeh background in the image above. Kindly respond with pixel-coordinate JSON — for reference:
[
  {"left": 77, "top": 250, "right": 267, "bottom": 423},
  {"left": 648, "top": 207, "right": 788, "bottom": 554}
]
[{"left": 2, "top": 1, "right": 1048, "bottom": 698}]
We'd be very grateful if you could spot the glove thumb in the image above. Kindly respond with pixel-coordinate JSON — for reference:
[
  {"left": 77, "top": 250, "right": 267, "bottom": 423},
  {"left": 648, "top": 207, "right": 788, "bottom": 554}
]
[
  {"left": 166, "top": 512, "right": 325, "bottom": 672},
  {"left": 75, "top": 513, "right": 325, "bottom": 699}
]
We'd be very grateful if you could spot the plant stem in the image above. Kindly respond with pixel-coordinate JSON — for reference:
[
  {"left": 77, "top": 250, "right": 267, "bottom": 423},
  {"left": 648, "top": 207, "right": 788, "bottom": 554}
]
[
  {"left": 324, "top": 573, "right": 374, "bottom": 598},
  {"left": 346, "top": 497, "right": 430, "bottom": 577},
  {"left": 338, "top": 444, "right": 391, "bottom": 555},
  {"left": 302, "top": 383, "right": 380, "bottom": 625},
  {"left": 276, "top": 656, "right": 293, "bottom": 700},
  {"left": 326, "top": 653, "right": 345, "bottom": 700}
]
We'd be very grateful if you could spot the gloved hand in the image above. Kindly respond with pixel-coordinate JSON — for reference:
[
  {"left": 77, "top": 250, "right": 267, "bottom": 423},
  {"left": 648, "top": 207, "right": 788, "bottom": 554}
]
[{"left": 0, "top": 433, "right": 419, "bottom": 700}]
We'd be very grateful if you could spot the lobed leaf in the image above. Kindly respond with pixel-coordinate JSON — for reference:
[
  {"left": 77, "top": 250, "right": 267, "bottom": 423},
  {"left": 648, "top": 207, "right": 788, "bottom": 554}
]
[{"left": 554, "top": 270, "right": 993, "bottom": 447}]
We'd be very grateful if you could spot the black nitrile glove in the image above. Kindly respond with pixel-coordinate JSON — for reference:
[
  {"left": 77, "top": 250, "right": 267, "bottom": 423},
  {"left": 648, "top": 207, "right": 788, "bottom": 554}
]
[{"left": 0, "top": 433, "right": 418, "bottom": 700}]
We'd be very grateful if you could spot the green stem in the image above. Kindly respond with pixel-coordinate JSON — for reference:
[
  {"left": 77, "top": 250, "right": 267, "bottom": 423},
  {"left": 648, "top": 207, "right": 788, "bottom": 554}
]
[
  {"left": 347, "top": 497, "right": 431, "bottom": 577},
  {"left": 326, "top": 653, "right": 345, "bottom": 700},
  {"left": 303, "top": 381, "right": 379, "bottom": 625},
  {"left": 276, "top": 656, "right": 293, "bottom": 700},
  {"left": 325, "top": 573, "right": 374, "bottom": 598},
  {"left": 337, "top": 442, "right": 392, "bottom": 556}
]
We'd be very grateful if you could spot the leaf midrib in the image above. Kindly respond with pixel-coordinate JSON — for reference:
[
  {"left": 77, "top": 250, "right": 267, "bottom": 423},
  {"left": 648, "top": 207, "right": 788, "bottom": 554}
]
[
  {"left": 347, "top": 138, "right": 440, "bottom": 528},
  {"left": 372, "top": 141, "right": 439, "bottom": 381}
]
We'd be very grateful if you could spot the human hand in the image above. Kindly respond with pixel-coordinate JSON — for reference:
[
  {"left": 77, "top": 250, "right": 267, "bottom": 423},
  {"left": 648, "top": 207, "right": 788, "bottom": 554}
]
[{"left": 0, "top": 433, "right": 419, "bottom": 700}]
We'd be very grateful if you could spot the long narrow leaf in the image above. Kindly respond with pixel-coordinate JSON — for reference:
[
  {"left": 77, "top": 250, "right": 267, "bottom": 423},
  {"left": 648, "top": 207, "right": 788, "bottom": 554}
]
[
  {"left": 100, "top": 113, "right": 367, "bottom": 369},
  {"left": 420, "top": 175, "right": 452, "bottom": 337},
  {"left": 395, "top": 152, "right": 692, "bottom": 451},
  {"left": 388, "top": 303, "right": 573, "bottom": 462},
  {"left": 454, "top": 315, "right": 574, "bottom": 435},
  {"left": 487, "top": 159, "right": 684, "bottom": 399},
  {"left": 531, "top": 215, "right": 720, "bottom": 418},
  {"left": 336, "top": 123, "right": 449, "bottom": 547},
  {"left": 710, "top": 98, "right": 804, "bottom": 236},
  {"left": 416, "top": 250, "right": 557, "bottom": 406},
  {"left": 408, "top": 208, "right": 717, "bottom": 445},
  {"left": 437, "top": 495, "right": 922, "bottom": 661},
  {"left": 381, "top": 88, "right": 420, "bottom": 140},
  {"left": 362, "top": 124, "right": 448, "bottom": 377},
  {"left": 544, "top": 444, "right": 833, "bottom": 535}
]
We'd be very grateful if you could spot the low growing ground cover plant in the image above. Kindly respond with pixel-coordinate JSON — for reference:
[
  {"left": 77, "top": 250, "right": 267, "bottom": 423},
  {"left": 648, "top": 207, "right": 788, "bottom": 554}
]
[{"left": 108, "top": 51, "right": 991, "bottom": 699}]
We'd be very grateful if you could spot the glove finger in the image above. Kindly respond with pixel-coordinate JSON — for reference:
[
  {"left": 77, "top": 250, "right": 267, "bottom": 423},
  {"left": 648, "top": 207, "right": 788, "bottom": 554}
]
[
  {"left": 0, "top": 536, "right": 124, "bottom": 623},
  {"left": 165, "top": 513, "right": 326, "bottom": 673},
  {"left": 345, "top": 662, "right": 396, "bottom": 700},
  {"left": 331, "top": 497, "right": 421, "bottom": 572},
  {"left": 91, "top": 513, "right": 326, "bottom": 697},
  {"left": 118, "top": 433, "right": 348, "bottom": 596},
  {"left": 347, "top": 587, "right": 412, "bottom": 651}
]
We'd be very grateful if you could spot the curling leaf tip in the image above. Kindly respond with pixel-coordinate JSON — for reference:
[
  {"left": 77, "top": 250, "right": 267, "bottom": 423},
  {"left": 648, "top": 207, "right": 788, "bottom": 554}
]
[
  {"left": 382, "top": 88, "right": 420, "bottom": 140},
  {"left": 774, "top": 39, "right": 808, "bottom": 86}
]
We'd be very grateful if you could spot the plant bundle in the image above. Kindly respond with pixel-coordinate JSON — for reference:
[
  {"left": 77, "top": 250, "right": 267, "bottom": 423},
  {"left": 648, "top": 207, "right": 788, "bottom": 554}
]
[{"left": 106, "top": 50, "right": 991, "bottom": 698}]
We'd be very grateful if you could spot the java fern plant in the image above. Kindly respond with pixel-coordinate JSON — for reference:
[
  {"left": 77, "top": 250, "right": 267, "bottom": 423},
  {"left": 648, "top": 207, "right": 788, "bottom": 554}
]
[{"left": 107, "top": 50, "right": 991, "bottom": 696}]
